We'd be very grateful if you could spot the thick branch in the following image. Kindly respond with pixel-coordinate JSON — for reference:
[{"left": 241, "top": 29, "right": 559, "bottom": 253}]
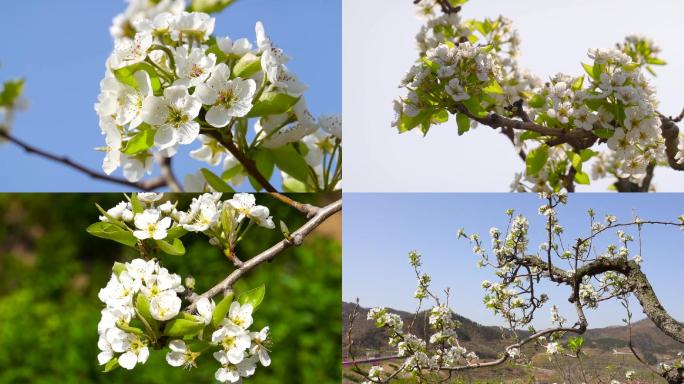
[
  {"left": 185, "top": 198, "right": 342, "bottom": 312},
  {"left": 660, "top": 116, "right": 684, "bottom": 171},
  {"left": 0, "top": 129, "right": 166, "bottom": 191}
]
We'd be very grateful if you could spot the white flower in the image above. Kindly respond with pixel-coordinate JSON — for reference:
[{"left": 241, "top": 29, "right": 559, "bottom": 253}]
[
  {"left": 100, "top": 118, "right": 123, "bottom": 175},
  {"left": 227, "top": 301, "right": 253, "bottom": 329},
  {"left": 546, "top": 342, "right": 560, "bottom": 355},
  {"left": 166, "top": 340, "right": 199, "bottom": 368},
  {"left": 196, "top": 297, "right": 216, "bottom": 325},
  {"left": 250, "top": 326, "right": 271, "bottom": 366},
  {"left": 319, "top": 115, "right": 342, "bottom": 140},
  {"left": 190, "top": 135, "right": 225, "bottom": 166},
  {"left": 226, "top": 193, "right": 275, "bottom": 229},
  {"left": 214, "top": 353, "right": 258, "bottom": 383},
  {"left": 133, "top": 209, "right": 172, "bottom": 240},
  {"left": 211, "top": 324, "right": 252, "bottom": 364},
  {"left": 138, "top": 192, "right": 164, "bottom": 203},
  {"left": 122, "top": 154, "right": 154, "bottom": 182},
  {"left": 142, "top": 85, "right": 202, "bottom": 150},
  {"left": 100, "top": 201, "right": 130, "bottom": 222},
  {"left": 217, "top": 36, "right": 253, "bottom": 57},
  {"left": 171, "top": 12, "right": 215, "bottom": 42},
  {"left": 111, "top": 32, "right": 153, "bottom": 69},
  {"left": 97, "top": 333, "right": 115, "bottom": 365},
  {"left": 106, "top": 328, "right": 150, "bottom": 370},
  {"left": 196, "top": 63, "right": 257, "bottom": 127},
  {"left": 174, "top": 46, "right": 216, "bottom": 87},
  {"left": 149, "top": 290, "right": 182, "bottom": 321},
  {"left": 126, "top": 258, "right": 157, "bottom": 282},
  {"left": 98, "top": 271, "right": 140, "bottom": 308}
]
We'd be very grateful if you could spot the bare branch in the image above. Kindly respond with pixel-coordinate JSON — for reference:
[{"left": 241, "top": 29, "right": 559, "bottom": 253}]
[
  {"left": 185, "top": 198, "right": 342, "bottom": 312},
  {"left": 0, "top": 129, "right": 167, "bottom": 191},
  {"left": 159, "top": 156, "right": 182, "bottom": 192}
]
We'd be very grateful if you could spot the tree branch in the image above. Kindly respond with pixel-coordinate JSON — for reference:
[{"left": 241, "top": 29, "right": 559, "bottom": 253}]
[
  {"left": 202, "top": 129, "right": 277, "bottom": 193},
  {"left": 0, "top": 129, "right": 167, "bottom": 191},
  {"left": 159, "top": 156, "right": 182, "bottom": 192},
  {"left": 185, "top": 198, "right": 342, "bottom": 312},
  {"left": 660, "top": 115, "right": 684, "bottom": 171},
  {"left": 268, "top": 192, "right": 320, "bottom": 217}
]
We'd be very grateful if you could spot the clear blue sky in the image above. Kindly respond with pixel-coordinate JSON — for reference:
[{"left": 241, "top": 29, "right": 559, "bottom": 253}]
[
  {"left": 0, "top": 0, "right": 340, "bottom": 192},
  {"left": 343, "top": 193, "right": 684, "bottom": 328}
]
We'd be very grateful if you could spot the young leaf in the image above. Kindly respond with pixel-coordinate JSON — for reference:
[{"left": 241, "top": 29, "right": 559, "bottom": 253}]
[
  {"left": 483, "top": 80, "right": 504, "bottom": 95},
  {"left": 270, "top": 146, "right": 311, "bottom": 184},
  {"left": 113, "top": 63, "right": 162, "bottom": 95},
  {"left": 246, "top": 92, "right": 300, "bottom": 117},
  {"left": 0, "top": 78, "right": 25, "bottom": 107},
  {"left": 166, "top": 226, "right": 187, "bottom": 240},
  {"left": 456, "top": 113, "right": 470, "bottom": 136},
  {"left": 86, "top": 222, "right": 137, "bottom": 247},
  {"left": 103, "top": 358, "right": 119, "bottom": 373},
  {"left": 112, "top": 262, "right": 126, "bottom": 277},
  {"left": 163, "top": 319, "right": 205, "bottom": 337},
  {"left": 130, "top": 193, "right": 143, "bottom": 214},
  {"left": 592, "top": 128, "right": 615, "bottom": 139},
  {"left": 525, "top": 145, "right": 548, "bottom": 176},
  {"left": 212, "top": 291, "right": 235, "bottom": 329},
  {"left": 135, "top": 293, "right": 158, "bottom": 330},
  {"left": 201, "top": 168, "right": 235, "bottom": 192},
  {"left": 248, "top": 150, "right": 275, "bottom": 191},
  {"left": 232, "top": 53, "right": 262, "bottom": 78},
  {"left": 190, "top": 0, "right": 237, "bottom": 14},
  {"left": 156, "top": 238, "right": 185, "bottom": 256},
  {"left": 238, "top": 285, "right": 265, "bottom": 311},
  {"left": 574, "top": 171, "right": 590, "bottom": 185},
  {"left": 121, "top": 126, "right": 155, "bottom": 155}
]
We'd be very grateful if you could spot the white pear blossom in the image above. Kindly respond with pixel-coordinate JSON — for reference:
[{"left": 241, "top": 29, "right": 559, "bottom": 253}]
[
  {"left": 196, "top": 63, "right": 257, "bottom": 127},
  {"left": 133, "top": 209, "right": 172, "bottom": 240},
  {"left": 211, "top": 324, "right": 252, "bottom": 364},
  {"left": 142, "top": 85, "right": 202, "bottom": 150},
  {"left": 226, "top": 301, "right": 254, "bottom": 329},
  {"left": 149, "top": 290, "right": 182, "bottom": 321},
  {"left": 174, "top": 46, "right": 216, "bottom": 87}
]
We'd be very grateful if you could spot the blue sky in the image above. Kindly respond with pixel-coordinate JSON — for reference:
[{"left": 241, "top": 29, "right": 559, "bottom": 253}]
[
  {"left": 343, "top": 193, "right": 684, "bottom": 328},
  {"left": 0, "top": 0, "right": 340, "bottom": 192}
]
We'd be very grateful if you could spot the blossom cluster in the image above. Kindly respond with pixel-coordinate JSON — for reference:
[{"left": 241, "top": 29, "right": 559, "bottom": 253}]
[
  {"left": 400, "top": 1, "right": 683, "bottom": 192},
  {"left": 97, "top": 0, "right": 341, "bottom": 191},
  {"left": 365, "top": 251, "right": 478, "bottom": 380}
]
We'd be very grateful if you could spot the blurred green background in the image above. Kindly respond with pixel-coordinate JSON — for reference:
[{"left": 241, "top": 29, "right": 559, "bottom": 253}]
[{"left": 0, "top": 193, "right": 341, "bottom": 384}]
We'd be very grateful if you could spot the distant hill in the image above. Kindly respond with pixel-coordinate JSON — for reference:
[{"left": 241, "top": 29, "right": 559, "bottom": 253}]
[{"left": 342, "top": 301, "right": 683, "bottom": 363}]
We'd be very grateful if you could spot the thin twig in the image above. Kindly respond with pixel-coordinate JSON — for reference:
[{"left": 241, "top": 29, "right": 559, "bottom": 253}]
[
  {"left": 186, "top": 198, "right": 342, "bottom": 312},
  {"left": 269, "top": 192, "right": 320, "bottom": 217},
  {"left": 159, "top": 156, "right": 182, "bottom": 192},
  {"left": 0, "top": 129, "right": 166, "bottom": 191}
]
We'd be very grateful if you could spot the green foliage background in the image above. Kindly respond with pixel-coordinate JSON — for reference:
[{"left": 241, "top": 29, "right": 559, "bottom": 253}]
[{"left": 0, "top": 193, "right": 341, "bottom": 384}]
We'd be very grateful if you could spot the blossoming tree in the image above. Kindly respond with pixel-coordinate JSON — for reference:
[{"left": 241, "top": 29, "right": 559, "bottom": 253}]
[
  {"left": 0, "top": 0, "right": 341, "bottom": 192},
  {"left": 347, "top": 193, "right": 684, "bottom": 383},
  {"left": 92, "top": 191, "right": 341, "bottom": 382},
  {"left": 392, "top": 0, "right": 683, "bottom": 192}
]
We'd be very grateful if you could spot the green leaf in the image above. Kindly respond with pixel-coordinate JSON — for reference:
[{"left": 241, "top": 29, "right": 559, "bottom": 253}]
[
  {"left": 166, "top": 226, "right": 187, "bottom": 240},
  {"left": 270, "top": 146, "right": 311, "bottom": 184},
  {"left": 201, "top": 168, "right": 235, "bottom": 192},
  {"left": 525, "top": 145, "right": 548, "bottom": 176},
  {"left": 398, "top": 109, "right": 431, "bottom": 133},
  {"left": 116, "top": 321, "right": 145, "bottom": 337},
  {"left": 574, "top": 171, "right": 590, "bottom": 185},
  {"left": 246, "top": 92, "right": 300, "bottom": 117},
  {"left": 462, "top": 96, "right": 487, "bottom": 118},
  {"left": 571, "top": 152, "right": 582, "bottom": 171},
  {"left": 456, "top": 113, "right": 470, "bottom": 136},
  {"left": 164, "top": 319, "right": 206, "bottom": 337},
  {"left": 528, "top": 94, "right": 546, "bottom": 109},
  {"left": 238, "top": 284, "right": 265, "bottom": 311},
  {"left": 155, "top": 238, "right": 185, "bottom": 256},
  {"left": 282, "top": 176, "right": 308, "bottom": 193},
  {"left": 0, "top": 79, "right": 24, "bottom": 107},
  {"left": 121, "top": 125, "right": 155, "bottom": 155},
  {"left": 113, "top": 63, "right": 162, "bottom": 95},
  {"left": 86, "top": 222, "right": 137, "bottom": 247},
  {"left": 189, "top": 0, "right": 236, "bottom": 13},
  {"left": 592, "top": 128, "right": 615, "bottom": 139},
  {"left": 212, "top": 291, "right": 235, "bottom": 329},
  {"left": 581, "top": 62, "right": 600, "bottom": 80},
  {"left": 646, "top": 57, "right": 666, "bottom": 66},
  {"left": 520, "top": 131, "right": 541, "bottom": 141},
  {"left": 130, "top": 193, "right": 143, "bottom": 214},
  {"left": 571, "top": 75, "right": 584, "bottom": 91},
  {"left": 233, "top": 53, "right": 262, "bottom": 78},
  {"left": 112, "top": 262, "right": 126, "bottom": 277},
  {"left": 483, "top": 80, "right": 504, "bottom": 95},
  {"left": 580, "top": 149, "right": 597, "bottom": 162},
  {"left": 135, "top": 293, "right": 157, "bottom": 331},
  {"left": 248, "top": 150, "right": 275, "bottom": 191},
  {"left": 431, "top": 109, "right": 449, "bottom": 124},
  {"left": 103, "top": 358, "right": 119, "bottom": 373}
]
